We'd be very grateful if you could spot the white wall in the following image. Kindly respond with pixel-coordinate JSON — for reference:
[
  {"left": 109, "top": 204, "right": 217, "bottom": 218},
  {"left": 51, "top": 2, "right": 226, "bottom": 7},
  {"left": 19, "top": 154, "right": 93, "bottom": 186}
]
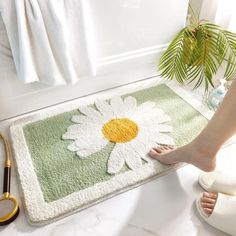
[{"left": 0, "top": 0, "right": 189, "bottom": 120}]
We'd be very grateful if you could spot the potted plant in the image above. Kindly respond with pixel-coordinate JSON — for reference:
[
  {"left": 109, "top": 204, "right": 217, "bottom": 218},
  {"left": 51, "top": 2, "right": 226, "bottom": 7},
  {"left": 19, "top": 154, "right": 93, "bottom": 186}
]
[{"left": 158, "top": 5, "right": 236, "bottom": 91}]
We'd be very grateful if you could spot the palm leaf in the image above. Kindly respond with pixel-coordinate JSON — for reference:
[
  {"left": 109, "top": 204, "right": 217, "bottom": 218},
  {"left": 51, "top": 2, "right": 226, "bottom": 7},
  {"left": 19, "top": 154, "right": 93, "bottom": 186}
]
[
  {"left": 220, "top": 30, "right": 236, "bottom": 79},
  {"left": 158, "top": 19, "right": 236, "bottom": 91},
  {"left": 158, "top": 28, "right": 190, "bottom": 83},
  {"left": 184, "top": 23, "right": 220, "bottom": 90}
]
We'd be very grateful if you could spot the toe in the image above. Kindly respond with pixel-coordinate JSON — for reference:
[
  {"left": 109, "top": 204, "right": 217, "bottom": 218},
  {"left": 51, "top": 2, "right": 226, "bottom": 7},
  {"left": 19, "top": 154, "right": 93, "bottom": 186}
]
[
  {"left": 148, "top": 149, "right": 161, "bottom": 159},
  {"left": 200, "top": 202, "right": 215, "bottom": 209},
  {"left": 159, "top": 147, "right": 166, "bottom": 151},
  {"left": 163, "top": 145, "right": 174, "bottom": 150},
  {"left": 200, "top": 192, "right": 218, "bottom": 216},
  {"left": 203, "top": 207, "right": 213, "bottom": 216},
  {"left": 201, "top": 196, "right": 216, "bottom": 204},
  {"left": 203, "top": 192, "right": 218, "bottom": 199},
  {"left": 152, "top": 147, "right": 163, "bottom": 154},
  {"left": 153, "top": 146, "right": 171, "bottom": 153}
]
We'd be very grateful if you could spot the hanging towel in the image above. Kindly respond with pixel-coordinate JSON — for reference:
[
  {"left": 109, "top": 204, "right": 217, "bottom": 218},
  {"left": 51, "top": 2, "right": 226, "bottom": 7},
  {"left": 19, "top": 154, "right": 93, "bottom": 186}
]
[
  {"left": 0, "top": 13, "right": 14, "bottom": 71},
  {"left": 0, "top": 0, "right": 93, "bottom": 85}
]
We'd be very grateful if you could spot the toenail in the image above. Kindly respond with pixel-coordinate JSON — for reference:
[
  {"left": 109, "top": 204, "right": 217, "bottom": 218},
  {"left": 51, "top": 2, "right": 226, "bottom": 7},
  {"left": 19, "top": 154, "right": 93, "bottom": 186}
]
[{"left": 149, "top": 150, "right": 156, "bottom": 155}]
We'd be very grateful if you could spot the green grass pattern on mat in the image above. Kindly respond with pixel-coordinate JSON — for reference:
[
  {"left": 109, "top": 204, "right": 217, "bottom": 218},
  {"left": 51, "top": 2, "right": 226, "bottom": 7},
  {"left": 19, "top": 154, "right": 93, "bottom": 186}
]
[{"left": 23, "top": 84, "right": 208, "bottom": 202}]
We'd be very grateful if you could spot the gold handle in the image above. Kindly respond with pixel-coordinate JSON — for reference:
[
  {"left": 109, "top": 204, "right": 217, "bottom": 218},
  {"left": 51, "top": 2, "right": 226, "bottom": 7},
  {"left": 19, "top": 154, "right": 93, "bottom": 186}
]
[
  {"left": 0, "top": 133, "right": 20, "bottom": 225},
  {"left": 0, "top": 133, "right": 11, "bottom": 168},
  {"left": 0, "top": 133, "right": 11, "bottom": 195}
]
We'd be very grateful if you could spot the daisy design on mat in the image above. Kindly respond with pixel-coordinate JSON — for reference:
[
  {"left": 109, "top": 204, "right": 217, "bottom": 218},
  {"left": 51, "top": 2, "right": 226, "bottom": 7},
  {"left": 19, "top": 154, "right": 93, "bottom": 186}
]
[{"left": 62, "top": 96, "right": 174, "bottom": 174}]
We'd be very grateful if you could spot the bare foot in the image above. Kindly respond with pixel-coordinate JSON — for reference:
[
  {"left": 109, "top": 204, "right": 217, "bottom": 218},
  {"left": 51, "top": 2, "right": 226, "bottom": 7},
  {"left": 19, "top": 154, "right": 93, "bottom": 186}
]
[
  {"left": 200, "top": 192, "right": 218, "bottom": 216},
  {"left": 148, "top": 142, "right": 216, "bottom": 172}
]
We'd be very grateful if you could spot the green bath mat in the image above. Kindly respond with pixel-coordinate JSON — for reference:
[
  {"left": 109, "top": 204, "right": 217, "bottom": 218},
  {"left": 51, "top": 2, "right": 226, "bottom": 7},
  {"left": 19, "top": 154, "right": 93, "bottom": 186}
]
[{"left": 10, "top": 82, "right": 208, "bottom": 225}]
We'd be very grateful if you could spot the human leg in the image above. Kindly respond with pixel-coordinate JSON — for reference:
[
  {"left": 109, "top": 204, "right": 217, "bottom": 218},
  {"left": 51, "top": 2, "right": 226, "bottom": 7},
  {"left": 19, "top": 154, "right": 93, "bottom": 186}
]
[{"left": 149, "top": 79, "right": 236, "bottom": 171}]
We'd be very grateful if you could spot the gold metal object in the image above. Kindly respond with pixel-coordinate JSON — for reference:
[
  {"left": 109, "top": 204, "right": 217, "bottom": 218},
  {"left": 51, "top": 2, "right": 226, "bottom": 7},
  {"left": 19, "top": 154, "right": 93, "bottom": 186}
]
[
  {"left": 0, "top": 133, "right": 11, "bottom": 166},
  {"left": 0, "top": 196, "right": 19, "bottom": 223},
  {"left": 3, "top": 192, "right": 10, "bottom": 198},
  {"left": 0, "top": 133, "right": 19, "bottom": 225}
]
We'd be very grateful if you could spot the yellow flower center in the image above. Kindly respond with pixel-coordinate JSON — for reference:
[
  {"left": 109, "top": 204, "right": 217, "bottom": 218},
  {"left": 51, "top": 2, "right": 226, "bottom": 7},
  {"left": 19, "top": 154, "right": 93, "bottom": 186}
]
[{"left": 102, "top": 118, "right": 138, "bottom": 143}]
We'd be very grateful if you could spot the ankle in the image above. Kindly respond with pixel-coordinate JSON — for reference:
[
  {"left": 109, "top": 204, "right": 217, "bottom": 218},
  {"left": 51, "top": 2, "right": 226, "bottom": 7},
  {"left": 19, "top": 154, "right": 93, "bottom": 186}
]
[
  {"left": 191, "top": 138, "right": 218, "bottom": 159},
  {"left": 187, "top": 139, "right": 217, "bottom": 172}
]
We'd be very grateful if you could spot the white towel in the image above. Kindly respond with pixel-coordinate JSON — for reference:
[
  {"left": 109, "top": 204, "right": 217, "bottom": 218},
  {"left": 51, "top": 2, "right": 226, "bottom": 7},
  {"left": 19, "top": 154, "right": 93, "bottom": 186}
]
[
  {"left": 0, "top": 0, "right": 93, "bottom": 85},
  {"left": 0, "top": 13, "right": 14, "bottom": 71}
]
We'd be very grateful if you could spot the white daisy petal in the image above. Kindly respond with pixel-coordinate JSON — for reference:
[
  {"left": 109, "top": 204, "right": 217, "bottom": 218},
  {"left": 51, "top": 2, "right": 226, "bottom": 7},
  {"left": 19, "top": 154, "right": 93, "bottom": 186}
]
[
  {"left": 110, "top": 96, "right": 124, "bottom": 117},
  {"left": 138, "top": 126, "right": 173, "bottom": 145},
  {"left": 71, "top": 115, "right": 89, "bottom": 124},
  {"left": 136, "top": 101, "right": 156, "bottom": 113},
  {"left": 129, "top": 139, "right": 146, "bottom": 158},
  {"left": 74, "top": 133, "right": 107, "bottom": 150},
  {"left": 135, "top": 126, "right": 173, "bottom": 152},
  {"left": 158, "top": 124, "right": 173, "bottom": 133},
  {"left": 79, "top": 106, "right": 103, "bottom": 120},
  {"left": 153, "top": 133, "right": 175, "bottom": 145},
  {"left": 108, "top": 143, "right": 143, "bottom": 173},
  {"left": 67, "top": 142, "right": 79, "bottom": 152},
  {"left": 131, "top": 138, "right": 158, "bottom": 163},
  {"left": 124, "top": 96, "right": 137, "bottom": 108},
  {"left": 76, "top": 139, "right": 108, "bottom": 158},
  {"left": 139, "top": 123, "right": 173, "bottom": 139},
  {"left": 123, "top": 96, "right": 137, "bottom": 115},
  {"left": 63, "top": 124, "right": 89, "bottom": 140},
  {"left": 141, "top": 113, "right": 171, "bottom": 126},
  {"left": 73, "top": 131, "right": 109, "bottom": 158},
  {"left": 62, "top": 131, "right": 79, "bottom": 140},
  {"left": 95, "top": 100, "right": 114, "bottom": 119},
  {"left": 66, "top": 124, "right": 81, "bottom": 132},
  {"left": 63, "top": 123, "right": 102, "bottom": 140},
  {"left": 155, "top": 114, "right": 171, "bottom": 124},
  {"left": 68, "top": 123, "right": 100, "bottom": 135},
  {"left": 133, "top": 107, "right": 170, "bottom": 124},
  {"left": 130, "top": 102, "right": 156, "bottom": 121},
  {"left": 125, "top": 153, "right": 143, "bottom": 170},
  {"left": 123, "top": 140, "right": 145, "bottom": 169},
  {"left": 107, "top": 144, "right": 125, "bottom": 174}
]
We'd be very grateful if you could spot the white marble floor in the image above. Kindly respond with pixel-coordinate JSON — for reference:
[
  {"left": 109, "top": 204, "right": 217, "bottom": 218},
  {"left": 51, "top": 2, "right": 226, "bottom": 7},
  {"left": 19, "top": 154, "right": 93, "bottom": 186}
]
[
  {"left": 0, "top": 79, "right": 235, "bottom": 236},
  {"left": 1, "top": 147, "right": 235, "bottom": 236}
]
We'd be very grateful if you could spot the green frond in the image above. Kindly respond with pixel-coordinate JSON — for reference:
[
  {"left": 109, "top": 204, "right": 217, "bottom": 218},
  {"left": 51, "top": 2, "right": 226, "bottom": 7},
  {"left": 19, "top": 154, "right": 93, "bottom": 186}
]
[
  {"left": 158, "top": 28, "right": 189, "bottom": 83},
  {"left": 220, "top": 30, "right": 236, "bottom": 79},
  {"left": 158, "top": 17, "right": 236, "bottom": 91}
]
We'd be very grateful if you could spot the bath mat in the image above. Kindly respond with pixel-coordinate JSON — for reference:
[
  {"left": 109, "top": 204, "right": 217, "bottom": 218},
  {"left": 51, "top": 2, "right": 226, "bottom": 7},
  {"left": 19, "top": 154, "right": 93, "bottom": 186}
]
[{"left": 10, "top": 82, "right": 209, "bottom": 225}]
